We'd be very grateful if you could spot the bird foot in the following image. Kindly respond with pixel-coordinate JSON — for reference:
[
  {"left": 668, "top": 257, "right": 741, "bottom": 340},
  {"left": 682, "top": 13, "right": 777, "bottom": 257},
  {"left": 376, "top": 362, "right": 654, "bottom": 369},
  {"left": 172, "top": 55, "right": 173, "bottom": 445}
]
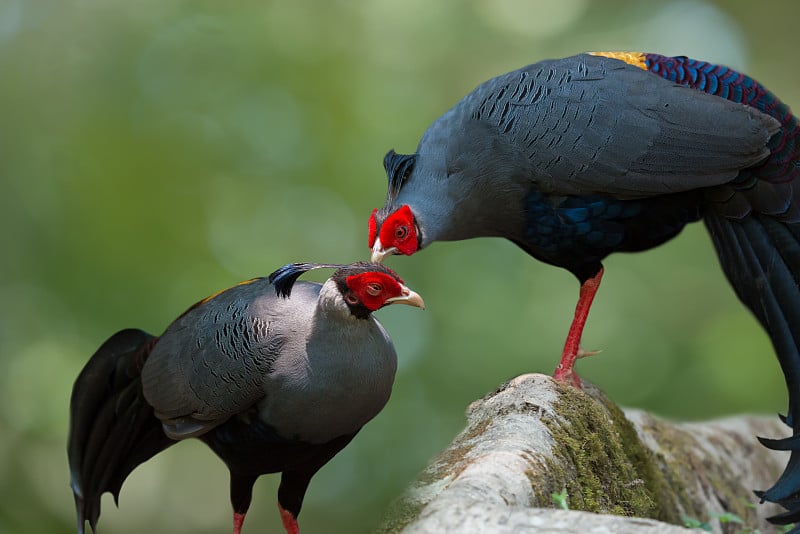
[
  {"left": 576, "top": 347, "right": 602, "bottom": 359},
  {"left": 553, "top": 347, "right": 601, "bottom": 389},
  {"left": 553, "top": 366, "right": 583, "bottom": 389}
]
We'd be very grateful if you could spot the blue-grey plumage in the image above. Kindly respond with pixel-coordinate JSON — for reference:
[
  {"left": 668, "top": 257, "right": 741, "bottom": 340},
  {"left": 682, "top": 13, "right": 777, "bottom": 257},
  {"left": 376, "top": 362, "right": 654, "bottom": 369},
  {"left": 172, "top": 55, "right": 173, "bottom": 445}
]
[
  {"left": 67, "top": 261, "right": 424, "bottom": 534},
  {"left": 379, "top": 54, "right": 782, "bottom": 247},
  {"left": 368, "top": 52, "right": 800, "bottom": 528},
  {"left": 142, "top": 277, "right": 398, "bottom": 443}
]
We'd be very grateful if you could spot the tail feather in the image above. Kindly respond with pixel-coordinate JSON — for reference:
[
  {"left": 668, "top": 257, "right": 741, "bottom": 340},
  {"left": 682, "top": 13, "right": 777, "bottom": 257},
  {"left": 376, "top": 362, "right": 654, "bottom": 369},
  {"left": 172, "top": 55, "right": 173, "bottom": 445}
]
[
  {"left": 68, "top": 328, "right": 175, "bottom": 533},
  {"left": 705, "top": 213, "right": 800, "bottom": 523}
]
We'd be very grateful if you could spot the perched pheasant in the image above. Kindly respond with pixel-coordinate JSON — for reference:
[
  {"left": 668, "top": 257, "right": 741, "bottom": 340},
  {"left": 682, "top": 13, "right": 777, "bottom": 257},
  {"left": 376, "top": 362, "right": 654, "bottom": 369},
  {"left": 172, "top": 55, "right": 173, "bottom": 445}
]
[
  {"left": 368, "top": 52, "right": 800, "bottom": 526},
  {"left": 68, "top": 262, "right": 424, "bottom": 534}
]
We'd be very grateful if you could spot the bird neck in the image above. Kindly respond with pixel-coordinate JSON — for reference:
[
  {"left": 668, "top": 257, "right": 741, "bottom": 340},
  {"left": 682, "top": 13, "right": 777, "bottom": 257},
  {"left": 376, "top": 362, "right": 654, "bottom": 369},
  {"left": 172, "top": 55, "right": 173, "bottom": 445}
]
[
  {"left": 316, "top": 279, "right": 362, "bottom": 322},
  {"left": 402, "top": 189, "right": 528, "bottom": 244}
]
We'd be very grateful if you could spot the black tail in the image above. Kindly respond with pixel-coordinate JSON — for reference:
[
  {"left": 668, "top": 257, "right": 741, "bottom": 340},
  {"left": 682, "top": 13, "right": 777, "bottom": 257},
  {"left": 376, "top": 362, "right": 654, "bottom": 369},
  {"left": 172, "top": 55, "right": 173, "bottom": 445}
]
[
  {"left": 705, "top": 213, "right": 800, "bottom": 526},
  {"left": 67, "top": 328, "right": 176, "bottom": 534}
]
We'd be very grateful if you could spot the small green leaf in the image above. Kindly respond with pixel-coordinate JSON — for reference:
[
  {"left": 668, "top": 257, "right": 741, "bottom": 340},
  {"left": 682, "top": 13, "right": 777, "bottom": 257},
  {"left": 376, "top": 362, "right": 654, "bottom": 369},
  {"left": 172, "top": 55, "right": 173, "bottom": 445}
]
[
  {"left": 682, "top": 514, "right": 712, "bottom": 531},
  {"left": 714, "top": 512, "right": 745, "bottom": 525},
  {"left": 551, "top": 488, "right": 569, "bottom": 510}
]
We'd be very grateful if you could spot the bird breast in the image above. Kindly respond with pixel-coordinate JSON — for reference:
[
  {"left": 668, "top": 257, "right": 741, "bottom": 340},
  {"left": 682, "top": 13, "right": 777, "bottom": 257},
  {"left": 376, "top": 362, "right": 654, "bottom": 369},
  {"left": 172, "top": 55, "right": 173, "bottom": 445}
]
[{"left": 257, "top": 315, "right": 398, "bottom": 444}]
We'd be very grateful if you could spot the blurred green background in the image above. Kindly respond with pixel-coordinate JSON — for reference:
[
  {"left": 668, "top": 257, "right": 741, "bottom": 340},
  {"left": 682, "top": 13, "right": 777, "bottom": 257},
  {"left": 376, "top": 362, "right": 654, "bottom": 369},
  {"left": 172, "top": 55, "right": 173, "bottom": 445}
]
[{"left": 2, "top": 0, "right": 799, "bottom": 532}]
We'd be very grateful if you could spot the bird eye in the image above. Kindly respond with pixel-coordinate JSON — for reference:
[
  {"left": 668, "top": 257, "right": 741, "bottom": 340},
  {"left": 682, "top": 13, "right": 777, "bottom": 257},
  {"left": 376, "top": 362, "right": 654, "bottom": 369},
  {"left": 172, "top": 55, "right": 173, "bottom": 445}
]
[
  {"left": 366, "top": 283, "right": 382, "bottom": 296},
  {"left": 395, "top": 226, "right": 408, "bottom": 240}
]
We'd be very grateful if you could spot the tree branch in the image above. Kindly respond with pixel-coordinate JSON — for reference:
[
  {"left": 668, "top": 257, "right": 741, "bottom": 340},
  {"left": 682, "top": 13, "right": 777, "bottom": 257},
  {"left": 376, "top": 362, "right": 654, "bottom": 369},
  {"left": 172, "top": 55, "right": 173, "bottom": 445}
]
[{"left": 378, "top": 374, "right": 789, "bottom": 533}]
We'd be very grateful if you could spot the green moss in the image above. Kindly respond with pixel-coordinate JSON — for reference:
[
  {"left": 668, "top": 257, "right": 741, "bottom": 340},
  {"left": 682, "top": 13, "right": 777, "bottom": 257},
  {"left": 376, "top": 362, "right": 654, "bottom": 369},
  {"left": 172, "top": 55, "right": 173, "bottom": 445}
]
[
  {"left": 540, "top": 382, "right": 684, "bottom": 524},
  {"left": 643, "top": 417, "right": 764, "bottom": 528},
  {"left": 379, "top": 377, "right": 769, "bottom": 533},
  {"left": 593, "top": 387, "right": 687, "bottom": 522},
  {"left": 634, "top": 415, "right": 706, "bottom": 518}
]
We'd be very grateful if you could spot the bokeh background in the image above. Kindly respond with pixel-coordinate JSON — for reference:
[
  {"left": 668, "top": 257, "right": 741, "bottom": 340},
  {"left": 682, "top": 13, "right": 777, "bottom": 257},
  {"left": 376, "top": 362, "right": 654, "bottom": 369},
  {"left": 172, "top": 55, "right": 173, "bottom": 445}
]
[{"left": 2, "top": 0, "right": 799, "bottom": 532}]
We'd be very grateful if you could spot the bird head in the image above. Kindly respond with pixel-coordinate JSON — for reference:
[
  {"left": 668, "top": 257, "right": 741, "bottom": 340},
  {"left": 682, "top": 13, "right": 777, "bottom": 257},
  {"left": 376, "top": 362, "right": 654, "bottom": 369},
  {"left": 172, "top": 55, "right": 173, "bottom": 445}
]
[
  {"left": 335, "top": 262, "right": 425, "bottom": 315},
  {"left": 269, "top": 262, "right": 424, "bottom": 319},
  {"left": 369, "top": 205, "right": 421, "bottom": 263},
  {"left": 369, "top": 149, "right": 425, "bottom": 263}
]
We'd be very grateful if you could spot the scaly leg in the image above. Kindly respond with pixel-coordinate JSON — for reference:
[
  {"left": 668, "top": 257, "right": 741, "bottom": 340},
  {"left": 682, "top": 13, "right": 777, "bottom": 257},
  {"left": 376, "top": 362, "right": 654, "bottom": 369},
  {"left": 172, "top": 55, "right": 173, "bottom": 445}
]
[
  {"left": 278, "top": 502, "right": 300, "bottom": 534},
  {"left": 553, "top": 268, "right": 604, "bottom": 388},
  {"left": 233, "top": 512, "right": 246, "bottom": 534}
]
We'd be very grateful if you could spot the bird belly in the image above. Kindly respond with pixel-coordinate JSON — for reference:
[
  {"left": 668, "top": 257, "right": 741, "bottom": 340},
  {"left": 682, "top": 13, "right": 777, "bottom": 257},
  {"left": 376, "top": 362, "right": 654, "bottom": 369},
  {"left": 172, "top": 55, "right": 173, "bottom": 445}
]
[{"left": 520, "top": 190, "right": 703, "bottom": 280}]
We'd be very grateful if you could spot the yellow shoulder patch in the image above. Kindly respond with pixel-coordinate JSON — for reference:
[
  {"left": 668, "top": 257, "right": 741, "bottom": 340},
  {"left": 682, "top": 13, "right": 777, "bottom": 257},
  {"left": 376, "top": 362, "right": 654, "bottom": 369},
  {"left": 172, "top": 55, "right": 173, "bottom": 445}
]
[{"left": 588, "top": 51, "right": 647, "bottom": 70}]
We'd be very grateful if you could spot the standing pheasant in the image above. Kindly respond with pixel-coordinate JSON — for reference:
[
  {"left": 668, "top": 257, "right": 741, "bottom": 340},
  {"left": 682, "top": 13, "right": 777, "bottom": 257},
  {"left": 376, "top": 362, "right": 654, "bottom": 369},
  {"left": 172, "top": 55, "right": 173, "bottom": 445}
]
[
  {"left": 68, "top": 262, "right": 424, "bottom": 534},
  {"left": 368, "top": 52, "right": 800, "bottom": 526}
]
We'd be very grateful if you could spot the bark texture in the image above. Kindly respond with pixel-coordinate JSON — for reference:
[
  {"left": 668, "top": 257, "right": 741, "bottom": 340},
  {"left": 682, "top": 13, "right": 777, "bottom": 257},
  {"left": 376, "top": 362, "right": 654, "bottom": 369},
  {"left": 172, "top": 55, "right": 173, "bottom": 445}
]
[{"left": 378, "top": 374, "right": 789, "bottom": 534}]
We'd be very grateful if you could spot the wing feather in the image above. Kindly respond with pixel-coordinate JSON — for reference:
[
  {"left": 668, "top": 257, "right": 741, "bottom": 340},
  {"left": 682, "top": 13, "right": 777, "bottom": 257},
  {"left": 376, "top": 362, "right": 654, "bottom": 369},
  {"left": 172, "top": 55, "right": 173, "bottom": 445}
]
[
  {"left": 441, "top": 54, "right": 780, "bottom": 198},
  {"left": 140, "top": 279, "right": 317, "bottom": 439}
]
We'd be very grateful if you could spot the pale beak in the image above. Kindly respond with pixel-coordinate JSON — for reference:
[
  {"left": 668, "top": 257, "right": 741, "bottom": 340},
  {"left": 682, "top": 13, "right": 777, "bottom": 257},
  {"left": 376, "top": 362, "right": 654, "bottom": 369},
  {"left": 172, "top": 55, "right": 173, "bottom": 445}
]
[
  {"left": 385, "top": 284, "right": 425, "bottom": 309},
  {"left": 371, "top": 238, "right": 398, "bottom": 264}
]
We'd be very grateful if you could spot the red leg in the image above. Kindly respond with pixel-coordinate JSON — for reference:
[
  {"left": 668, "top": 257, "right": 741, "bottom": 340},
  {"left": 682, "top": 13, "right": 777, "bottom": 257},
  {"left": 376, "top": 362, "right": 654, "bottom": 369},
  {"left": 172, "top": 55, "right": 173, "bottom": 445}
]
[
  {"left": 553, "top": 268, "right": 604, "bottom": 388},
  {"left": 278, "top": 502, "right": 300, "bottom": 534},
  {"left": 233, "top": 512, "right": 246, "bottom": 534}
]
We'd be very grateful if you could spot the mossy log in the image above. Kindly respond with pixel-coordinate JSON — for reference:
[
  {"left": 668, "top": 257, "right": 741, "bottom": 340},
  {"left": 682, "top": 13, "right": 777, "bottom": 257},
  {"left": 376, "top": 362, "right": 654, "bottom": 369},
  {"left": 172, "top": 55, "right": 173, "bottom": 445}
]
[{"left": 378, "top": 374, "right": 789, "bottom": 534}]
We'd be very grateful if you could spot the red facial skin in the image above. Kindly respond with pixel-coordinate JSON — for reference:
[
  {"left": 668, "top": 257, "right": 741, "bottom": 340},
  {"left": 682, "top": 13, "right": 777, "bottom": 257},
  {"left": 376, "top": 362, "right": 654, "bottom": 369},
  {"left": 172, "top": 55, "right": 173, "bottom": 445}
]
[
  {"left": 345, "top": 271, "right": 404, "bottom": 311},
  {"left": 368, "top": 205, "right": 419, "bottom": 256},
  {"left": 368, "top": 208, "right": 378, "bottom": 248}
]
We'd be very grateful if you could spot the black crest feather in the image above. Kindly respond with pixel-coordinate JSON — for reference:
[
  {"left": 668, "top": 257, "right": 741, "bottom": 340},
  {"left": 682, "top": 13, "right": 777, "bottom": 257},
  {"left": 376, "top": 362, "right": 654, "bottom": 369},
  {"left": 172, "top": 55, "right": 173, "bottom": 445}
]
[
  {"left": 383, "top": 149, "right": 417, "bottom": 203},
  {"left": 268, "top": 263, "right": 344, "bottom": 299}
]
